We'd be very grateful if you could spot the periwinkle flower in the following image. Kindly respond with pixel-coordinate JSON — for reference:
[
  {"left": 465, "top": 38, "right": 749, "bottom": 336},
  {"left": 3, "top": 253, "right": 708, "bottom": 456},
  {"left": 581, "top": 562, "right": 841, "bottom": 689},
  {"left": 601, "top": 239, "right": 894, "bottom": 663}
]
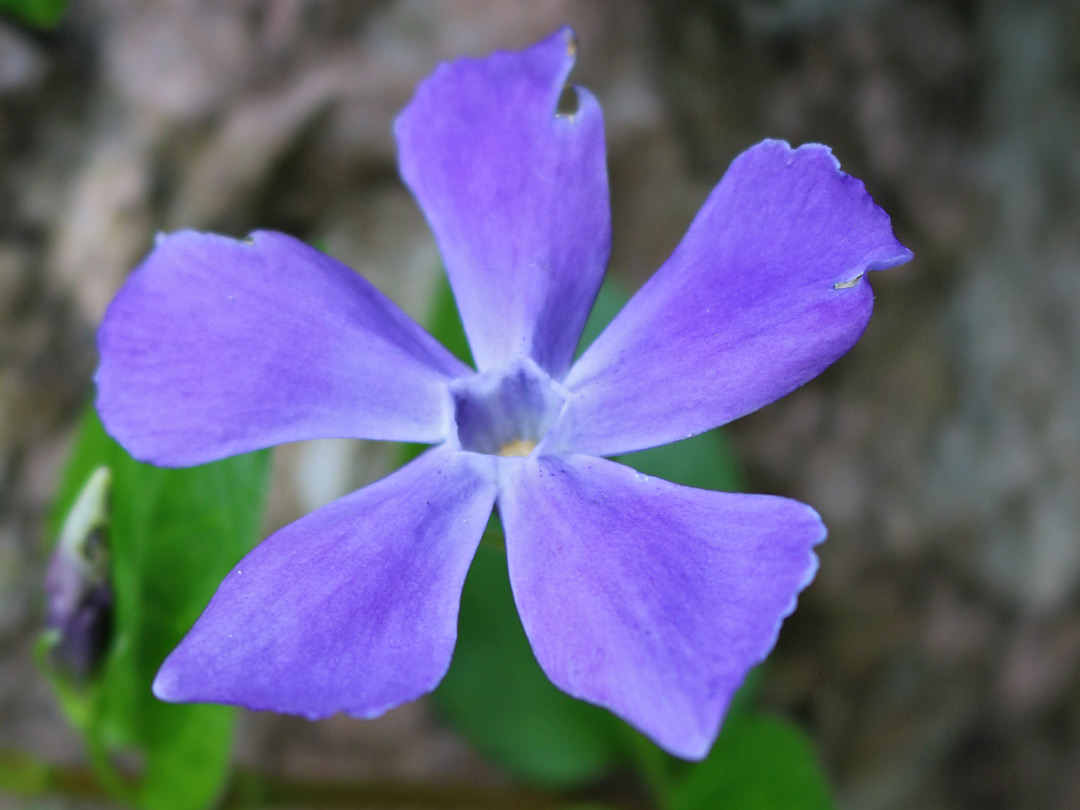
[{"left": 95, "top": 29, "right": 911, "bottom": 758}]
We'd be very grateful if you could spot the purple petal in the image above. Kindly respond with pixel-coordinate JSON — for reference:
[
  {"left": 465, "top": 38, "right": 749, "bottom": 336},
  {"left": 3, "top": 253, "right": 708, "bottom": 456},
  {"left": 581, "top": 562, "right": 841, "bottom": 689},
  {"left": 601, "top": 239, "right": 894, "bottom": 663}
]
[
  {"left": 96, "top": 230, "right": 469, "bottom": 466},
  {"left": 499, "top": 453, "right": 824, "bottom": 759},
  {"left": 153, "top": 445, "right": 497, "bottom": 719},
  {"left": 395, "top": 27, "right": 610, "bottom": 378},
  {"left": 554, "top": 140, "right": 913, "bottom": 456}
]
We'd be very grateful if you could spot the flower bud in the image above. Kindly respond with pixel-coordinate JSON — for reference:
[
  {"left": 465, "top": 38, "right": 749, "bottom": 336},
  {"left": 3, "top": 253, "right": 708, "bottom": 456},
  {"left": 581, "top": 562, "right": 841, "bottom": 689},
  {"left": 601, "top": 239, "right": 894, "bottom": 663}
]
[{"left": 44, "top": 467, "right": 113, "bottom": 679}]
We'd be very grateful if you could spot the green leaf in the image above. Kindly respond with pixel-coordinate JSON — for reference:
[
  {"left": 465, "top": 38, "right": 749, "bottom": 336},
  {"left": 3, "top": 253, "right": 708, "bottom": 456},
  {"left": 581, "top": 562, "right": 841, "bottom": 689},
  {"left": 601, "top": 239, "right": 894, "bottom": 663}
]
[
  {"left": 435, "top": 545, "right": 626, "bottom": 787},
  {"left": 0, "top": 0, "right": 70, "bottom": 28},
  {"left": 427, "top": 272, "right": 473, "bottom": 367},
  {"left": 574, "top": 278, "right": 625, "bottom": 359},
  {"left": 668, "top": 715, "right": 836, "bottom": 810},
  {"left": 616, "top": 430, "right": 741, "bottom": 493},
  {"left": 397, "top": 273, "right": 473, "bottom": 467},
  {"left": 45, "top": 405, "right": 271, "bottom": 810}
]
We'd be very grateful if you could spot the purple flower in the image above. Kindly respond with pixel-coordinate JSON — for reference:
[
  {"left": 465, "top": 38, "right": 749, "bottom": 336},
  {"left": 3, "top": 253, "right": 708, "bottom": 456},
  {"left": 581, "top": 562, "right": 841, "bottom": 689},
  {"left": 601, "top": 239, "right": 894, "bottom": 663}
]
[{"left": 94, "top": 28, "right": 911, "bottom": 759}]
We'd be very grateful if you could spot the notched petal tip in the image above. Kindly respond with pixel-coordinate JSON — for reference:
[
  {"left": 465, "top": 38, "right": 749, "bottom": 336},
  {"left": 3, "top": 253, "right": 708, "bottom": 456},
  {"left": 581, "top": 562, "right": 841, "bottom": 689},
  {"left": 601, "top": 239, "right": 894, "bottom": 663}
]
[
  {"left": 562, "top": 27, "right": 578, "bottom": 58},
  {"left": 869, "top": 243, "right": 916, "bottom": 269},
  {"left": 147, "top": 228, "right": 261, "bottom": 257},
  {"left": 555, "top": 84, "right": 580, "bottom": 119},
  {"left": 834, "top": 273, "right": 865, "bottom": 290},
  {"left": 755, "top": 138, "right": 840, "bottom": 170},
  {"left": 750, "top": 499, "right": 825, "bottom": 675},
  {"left": 752, "top": 139, "right": 914, "bottom": 275},
  {"left": 394, "top": 26, "right": 609, "bottom": 378},
  {"left": 396, "top": 26, "right": 580, "bottom": 130}
]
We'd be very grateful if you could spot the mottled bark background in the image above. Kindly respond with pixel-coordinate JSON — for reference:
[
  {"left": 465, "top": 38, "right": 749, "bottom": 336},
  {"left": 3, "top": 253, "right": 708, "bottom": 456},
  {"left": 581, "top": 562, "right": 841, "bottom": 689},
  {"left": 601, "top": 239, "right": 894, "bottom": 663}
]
[{"left": 2, "top": 1, "right": 1078, "bottom": 808}]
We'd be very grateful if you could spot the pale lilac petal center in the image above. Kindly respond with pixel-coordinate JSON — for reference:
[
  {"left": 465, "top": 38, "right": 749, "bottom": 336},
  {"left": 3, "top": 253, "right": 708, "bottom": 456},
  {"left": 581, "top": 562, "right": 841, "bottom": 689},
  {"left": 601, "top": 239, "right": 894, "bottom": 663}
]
[{"left": 450, "top": 357, "right": 566, "bottom": 456}]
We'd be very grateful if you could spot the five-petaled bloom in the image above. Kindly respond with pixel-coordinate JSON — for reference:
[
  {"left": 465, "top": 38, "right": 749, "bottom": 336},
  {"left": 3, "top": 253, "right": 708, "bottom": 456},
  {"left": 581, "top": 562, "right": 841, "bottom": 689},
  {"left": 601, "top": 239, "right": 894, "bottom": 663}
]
[{"left": 95, "top": 28, "right": 911, "bottom": 759}]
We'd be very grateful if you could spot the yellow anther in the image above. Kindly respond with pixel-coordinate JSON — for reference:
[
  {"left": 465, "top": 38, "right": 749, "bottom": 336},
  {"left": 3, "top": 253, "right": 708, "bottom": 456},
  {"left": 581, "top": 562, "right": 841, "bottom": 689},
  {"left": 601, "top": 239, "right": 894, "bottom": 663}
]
[{"left": 497, "top": 438, "right": 537, "bottom": 457}]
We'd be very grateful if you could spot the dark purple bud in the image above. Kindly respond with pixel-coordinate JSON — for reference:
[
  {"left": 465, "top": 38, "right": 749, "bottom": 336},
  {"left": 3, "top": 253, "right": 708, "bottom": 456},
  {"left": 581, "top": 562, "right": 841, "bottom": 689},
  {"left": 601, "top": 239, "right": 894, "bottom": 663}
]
[{"left": 44, "top": 467, "right": 113, "bottom": 680}]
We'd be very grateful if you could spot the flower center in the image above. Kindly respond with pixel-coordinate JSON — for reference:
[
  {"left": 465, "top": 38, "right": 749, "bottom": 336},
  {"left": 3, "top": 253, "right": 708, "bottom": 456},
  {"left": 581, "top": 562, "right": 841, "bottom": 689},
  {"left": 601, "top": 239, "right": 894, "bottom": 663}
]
[
  {"left": 498, "top": 438, "right": 538, "bottom": 457},
  {"left": 450, "top": 359, "right": 565, "bottom": 457}
]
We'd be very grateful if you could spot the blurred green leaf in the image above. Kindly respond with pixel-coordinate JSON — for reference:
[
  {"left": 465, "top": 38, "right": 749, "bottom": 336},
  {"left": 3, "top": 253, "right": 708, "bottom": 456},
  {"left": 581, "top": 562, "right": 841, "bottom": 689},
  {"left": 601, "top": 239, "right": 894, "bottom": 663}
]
[
  {"left": 426, "top": 272, "right": 474, "bottom": 367},
  {"left": 397, "top": 273, "right": 473, "bottom": 467},
  {"left": 435, "top": 544, "right": 626, "bottom": 787},
  {"left": 616, "top": 429, "right": 741, "bottom": 493},
  {"left": 0, "top": 0, "right": 69, "bottom": 28},
  {"left": 574, "top": 278, "right": 624, "bottom": 359},
  {"left": 668, "top": 714, "right": 836, "bottom": 810},
  {"left": 45, "top": 405, "right": 271, "bottom": 810},
  {"left": 0, "top": 749, "right": 51, "bottom": 795}
]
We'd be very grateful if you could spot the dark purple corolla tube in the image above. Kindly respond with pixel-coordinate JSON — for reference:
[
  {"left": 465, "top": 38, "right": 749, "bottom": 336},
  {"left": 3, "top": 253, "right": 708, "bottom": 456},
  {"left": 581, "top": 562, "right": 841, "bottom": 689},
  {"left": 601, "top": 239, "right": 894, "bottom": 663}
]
[{"left": 94, "top": 28, "right": 911, "bottom": 759}]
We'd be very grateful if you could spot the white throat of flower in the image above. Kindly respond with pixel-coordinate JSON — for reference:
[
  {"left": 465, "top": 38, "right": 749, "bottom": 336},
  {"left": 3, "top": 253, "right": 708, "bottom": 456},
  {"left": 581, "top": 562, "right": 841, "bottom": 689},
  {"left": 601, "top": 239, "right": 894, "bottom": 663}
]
[{"left": 450, "top": 358, "right": 565, "bottom": 457}]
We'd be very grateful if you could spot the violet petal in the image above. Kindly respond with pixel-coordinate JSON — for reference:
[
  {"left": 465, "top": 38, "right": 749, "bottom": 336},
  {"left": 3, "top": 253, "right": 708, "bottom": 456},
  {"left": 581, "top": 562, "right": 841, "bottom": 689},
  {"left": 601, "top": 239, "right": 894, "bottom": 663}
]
[
  {"left": 96, "top": 230, "right": 468, "bottom": 466},
  {"left": 555, "top": 140, "right": 913, "bottom": 456},
  {"left": 153, "top": 445, "right": 497, "bottom": 719},
  {"left": 395, "top": 27, "right": 610, "bottom": 378},
  {"left": 499, "top": 453, "right": 824, "bottom": 759}
]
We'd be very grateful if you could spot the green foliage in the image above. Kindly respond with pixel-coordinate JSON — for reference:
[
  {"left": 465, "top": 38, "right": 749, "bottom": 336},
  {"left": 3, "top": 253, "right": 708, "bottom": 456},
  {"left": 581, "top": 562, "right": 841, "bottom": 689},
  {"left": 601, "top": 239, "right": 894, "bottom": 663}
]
[
  {"left": 574, "top": 277, "right": 623, "bottom": 359},
  {"left": 0, "top": 749, "right": 51, "bottom": 794},
  {"left": 425, "top": 273, "right": 474, "bottom": 367},
  {"left": 617, "top": 430, "right": 742, "bottom": 493},
  {"left": 43, "top": 406, "right": 271, "bottom": 810},
  {"left": 0, "top": 0, "right": 69, "bottom": 28},
  {"left": 669, "top": 714, "right": 837, "bottom": 810}
]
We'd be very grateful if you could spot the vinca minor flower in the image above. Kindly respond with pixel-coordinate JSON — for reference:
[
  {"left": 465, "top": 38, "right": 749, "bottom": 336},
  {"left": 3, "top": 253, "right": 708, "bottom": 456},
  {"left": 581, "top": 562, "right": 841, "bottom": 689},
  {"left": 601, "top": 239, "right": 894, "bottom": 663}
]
[{"left": 95, "top": 28, "right": 912, "bottom": 758}]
